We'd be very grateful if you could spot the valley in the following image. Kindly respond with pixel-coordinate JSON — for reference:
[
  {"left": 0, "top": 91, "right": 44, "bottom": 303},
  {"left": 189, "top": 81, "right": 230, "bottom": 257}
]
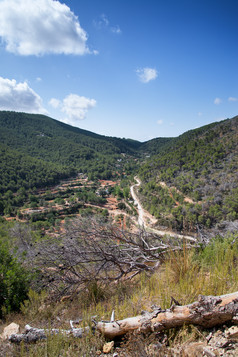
[{"left": 1, "top": 111, "right": 238, "bottom": 356}]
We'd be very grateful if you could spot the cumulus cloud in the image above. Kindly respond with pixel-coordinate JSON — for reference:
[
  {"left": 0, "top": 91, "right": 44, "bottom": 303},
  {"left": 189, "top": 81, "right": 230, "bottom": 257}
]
[
  {"left": 228, "top": 97, "right": 238, "bottom": 102},
  {"left": 49, "top": 94, "right": 96, "bottom": 124},
  {"left": 62, "top": 94, "right": 96, "bottom": 121},
  {"left": 136, "top": 67, "right": 158, "bottom": 83},
  {"left": 0, "top": 0, "right": 93, "bottom": 56},
  {"left": 214, "top": 97, "right": 222, "bottom": 105},
  {"left": 157, "top": 119, "right": 163, "bottom": 125},
  {"left": 0, "top": 77, "right": 47, "bottom": 114}
]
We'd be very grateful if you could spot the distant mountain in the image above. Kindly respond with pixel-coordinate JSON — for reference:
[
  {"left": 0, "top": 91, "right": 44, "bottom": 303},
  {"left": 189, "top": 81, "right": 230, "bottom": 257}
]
[
  {"left": 139, "top": 137, "right": 173, "bottom": 155},
  {"left": 0, "top": 111, "right": 142, "bottom": 158},
  {"left": 138, "top": 116, "right": 238, "bottom": 233}
]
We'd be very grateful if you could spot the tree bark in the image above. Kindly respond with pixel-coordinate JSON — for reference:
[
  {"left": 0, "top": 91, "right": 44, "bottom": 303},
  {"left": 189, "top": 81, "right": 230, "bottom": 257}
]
[
  {"left": 97, "top": 291, "right": 238, "bottom": 339},
  {"left": 9, "top": 291, "right": 238, "bottom": 342}
]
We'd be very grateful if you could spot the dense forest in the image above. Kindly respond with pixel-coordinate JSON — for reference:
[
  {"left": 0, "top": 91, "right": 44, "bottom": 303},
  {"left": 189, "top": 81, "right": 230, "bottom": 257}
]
[
  {"left": 1, "top": 111, "right": 238, "bottom": 233},
  {"left": 138, "top": 116, "right": 238, "bottom": 232},
  {"left": 0, "top": 111, "right": 143, "bottom": 215},
  {"left": 0, "top": 111, "right": 141, "bottom": 178}
]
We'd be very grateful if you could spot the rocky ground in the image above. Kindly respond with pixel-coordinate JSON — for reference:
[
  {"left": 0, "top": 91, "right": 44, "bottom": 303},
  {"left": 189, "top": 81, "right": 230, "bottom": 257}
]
[{"left": 2, "top": 322, "right": 238, "bottom": 356}]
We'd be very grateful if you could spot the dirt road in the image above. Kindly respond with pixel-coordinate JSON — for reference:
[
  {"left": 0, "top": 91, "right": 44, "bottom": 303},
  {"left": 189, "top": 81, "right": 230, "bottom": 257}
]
[{"left": 130, "top": 177, "right": 196, "bottom": 242}]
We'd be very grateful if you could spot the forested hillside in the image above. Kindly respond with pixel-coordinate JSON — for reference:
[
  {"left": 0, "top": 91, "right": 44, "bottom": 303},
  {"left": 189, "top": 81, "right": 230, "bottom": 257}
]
[
  {"left": 0, "top": 111, "right": 141, "bottom": 173},
  {"left": 139, "top": 116, "right": 238, "bottom": 233},
  {"left": 0, "top": 111, "right": 173, "bottom": 197},
  {"left": 0, "top": 111, "right": 143, "bottom": 214},
  {"left": 1, "top": 111, "right": 238, "bottom": 234}
]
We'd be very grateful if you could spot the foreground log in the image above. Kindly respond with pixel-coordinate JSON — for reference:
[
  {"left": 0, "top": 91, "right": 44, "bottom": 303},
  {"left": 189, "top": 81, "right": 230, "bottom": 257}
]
[
  {"left": 9, "top": 324, "right": 88, "bottom": 343},
  {"left": 9, "top": 292, "right": 238, "bottom": 342},
  {"left": 97, "top": 291, "right": 238, "bottom": 339}
]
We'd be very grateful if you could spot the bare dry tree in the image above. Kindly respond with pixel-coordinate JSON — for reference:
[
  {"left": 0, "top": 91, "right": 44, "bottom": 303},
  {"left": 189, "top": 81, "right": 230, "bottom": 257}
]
[{"left": 30, "top": 217, "right": 196, "bottom": 297}]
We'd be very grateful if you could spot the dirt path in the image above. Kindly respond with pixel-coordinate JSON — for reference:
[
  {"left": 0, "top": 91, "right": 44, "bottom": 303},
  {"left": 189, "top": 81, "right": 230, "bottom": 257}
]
[
  {"left": 159, "top": 181, "right": 195, "bottom": 204},
  {"left": 130, "top": 177, "right": 196, "bottom": 242}
]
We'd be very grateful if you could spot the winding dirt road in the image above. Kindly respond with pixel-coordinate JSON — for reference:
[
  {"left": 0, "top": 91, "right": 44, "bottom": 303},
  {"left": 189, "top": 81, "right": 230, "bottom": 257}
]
[{"left": 130, "top": 177, "right": 196, "bottom": 242}]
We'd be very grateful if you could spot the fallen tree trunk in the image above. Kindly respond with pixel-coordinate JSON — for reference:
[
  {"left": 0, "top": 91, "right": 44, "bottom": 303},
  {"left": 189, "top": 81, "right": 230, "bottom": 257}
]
[
  {"left": 9, "top": 323, "right": 88, "bottom": 343},
  {"left": 9, "top": 292, "right": 238, "bottom": 342},
  {"left": 97, "top": 291, "right": 238, "bottom": 338}
]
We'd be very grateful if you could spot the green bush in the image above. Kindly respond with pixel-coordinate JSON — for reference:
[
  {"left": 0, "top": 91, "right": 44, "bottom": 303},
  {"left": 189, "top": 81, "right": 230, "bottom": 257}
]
[{"left": 0, "top": 242, "right": 31, "bottom": 317}]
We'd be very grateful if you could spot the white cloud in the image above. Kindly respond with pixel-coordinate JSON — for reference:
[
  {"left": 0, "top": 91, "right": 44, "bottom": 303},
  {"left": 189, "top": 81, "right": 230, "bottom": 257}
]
[
  {"left": 136, "top": 67, "right": 158, "bottom": 83},
  {"left": 157, "top": 119, "right": 163, "bottom": 125},
  {"left": 214, "top": 97, "right": 222, "bottom": 105},
  {"left": 0, "top": 0, "right": 93, "bottom": 56},
  {"left": 62, "top": 94, "right": 96, "bottom": 122},
  {"left": 49, "top": 94, "right": 96, "bottom": 125},
  {"left": 228, "top": 97, "right": 238, "bottom": 102},
  {"left": 93, "top": 14, "right": 121, "bottom": 34},
  {"left": 0, "top": 77, "right": 47, "bottom": 114},
  {"left": 111, "top": 25, "right": 121, "bottom": 34},
  {"left": 99, "top": 14, "right": 110, "bottom": 27},
  {"left": 198, "top": 112, "right": 203, "bottom": 116},
  {"left": 49, "top": 98, "right": 61, "bottom": 109}
]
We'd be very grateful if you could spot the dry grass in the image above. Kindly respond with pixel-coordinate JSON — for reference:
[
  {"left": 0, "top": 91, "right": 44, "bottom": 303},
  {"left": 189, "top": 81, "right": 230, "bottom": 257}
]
[{"left": 2, "top": 233, "right": 238, "bottom": 356}]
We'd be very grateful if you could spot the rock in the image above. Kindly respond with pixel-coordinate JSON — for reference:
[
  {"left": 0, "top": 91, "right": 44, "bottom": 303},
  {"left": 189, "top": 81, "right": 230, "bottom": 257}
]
[
  {"left": 146, "top": 342, "right": 163, "bottom": 355},
  {"left": 213, "top": 329, "right": 222, "bottom": 338},
  {"left": 103, "top": 341, "right": 114, "bottom": 354},
  {"left": 231, "top": 316, "right": 238, "bottom": 325},
  {"left": 203, "top": 347, "right": 218, "bottom": 357},
  {"left": 0, "top": 323, "right": 20, "bottom": 340},
  {"left": 226, "top": 326, "right": 238, "bottom": 339},
  {"left": 206, "top": 332, "right": 213, "bottom": 342},
  {"left": 182, "top": 342, "right": 207, "bottom": 357}
]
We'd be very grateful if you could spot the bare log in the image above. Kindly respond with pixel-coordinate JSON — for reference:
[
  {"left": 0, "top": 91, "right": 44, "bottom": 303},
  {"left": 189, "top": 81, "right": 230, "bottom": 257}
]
[
  {"left": 97, "top": 291, "right": 238, "bottom": 339},
  {"left": 9, "top": 291, "right": 238, "bottom": 343},
  {"left": 9, "top": 323, "right": 88, "bottom": 343}
]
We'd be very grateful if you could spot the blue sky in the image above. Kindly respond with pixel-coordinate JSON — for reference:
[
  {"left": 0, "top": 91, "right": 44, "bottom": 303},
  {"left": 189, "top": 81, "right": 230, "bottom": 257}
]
[{"left": 0, "top": 0, "right": 237, "bottom": 141}]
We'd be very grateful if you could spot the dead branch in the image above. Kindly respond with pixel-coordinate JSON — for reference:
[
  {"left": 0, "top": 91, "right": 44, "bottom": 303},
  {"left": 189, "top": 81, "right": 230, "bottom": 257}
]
[
  {"left": 9, "top": 323, "right": 88, "bottom": 343},
  {"left": 31, "top": 217, "right": 193, "bottom": 297}
]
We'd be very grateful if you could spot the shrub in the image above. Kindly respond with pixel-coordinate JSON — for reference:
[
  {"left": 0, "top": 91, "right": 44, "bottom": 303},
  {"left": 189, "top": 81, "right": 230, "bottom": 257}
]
[{"left": 0, "top": 242, "right": 31, "bottom": 317}]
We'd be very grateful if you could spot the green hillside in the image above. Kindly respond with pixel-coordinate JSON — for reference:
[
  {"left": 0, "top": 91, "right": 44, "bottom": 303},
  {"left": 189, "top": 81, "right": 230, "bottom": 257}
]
[
  {"left": 1, "top": 111, "right": 238, "bottom": 232},
  {"left": 0, "top": 111, "right": 143, "bottom": 186},
  {"left": 0, "top": 111, "right": 141, "bottom": 162},
  {"left": 139, "top": 116, "right": 238, "bottom": 233},
  {"left": 0, "top": 111, "right": 143, "bottom": 215}
]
